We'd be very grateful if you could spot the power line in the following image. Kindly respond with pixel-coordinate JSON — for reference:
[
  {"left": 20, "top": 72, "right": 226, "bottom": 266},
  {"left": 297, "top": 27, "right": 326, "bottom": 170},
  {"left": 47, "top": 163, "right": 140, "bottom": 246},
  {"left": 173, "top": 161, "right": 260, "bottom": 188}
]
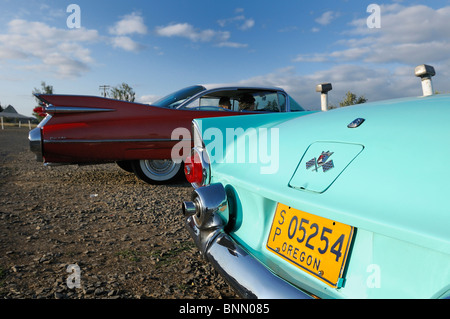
[{"left": 99, "top": 85, "right": 110, "bottom": 97}]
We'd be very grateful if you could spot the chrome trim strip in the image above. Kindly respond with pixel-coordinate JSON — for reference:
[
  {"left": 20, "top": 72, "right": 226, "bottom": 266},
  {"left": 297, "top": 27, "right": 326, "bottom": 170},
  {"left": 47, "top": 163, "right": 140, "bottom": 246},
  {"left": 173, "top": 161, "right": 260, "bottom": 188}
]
[
  {"left": 182, "top": 183, "right": 314, "bottom": 299},
  {"left": 204, "top": 231, "right": 314, "bottom": 299},
  {"left": 37, "top": 114, "right": 52, "bottom": 128},
  {"left": 189, "top": 120, "right": 210, "bottom": 188},
  {"left": 192, "top": 120, "right": 205, "bottom": 148},
  {"left": 282, "top": 91, "right": 291, "bottom": 112},
  {"left": 45, "top": 105, "right": 115, "bottom": 113},
  {"left": 43, "top": 138, "right": 191, "bottom": 143},
  {"left": 44, "top": 163, "right": 69, "bottom": 167}
]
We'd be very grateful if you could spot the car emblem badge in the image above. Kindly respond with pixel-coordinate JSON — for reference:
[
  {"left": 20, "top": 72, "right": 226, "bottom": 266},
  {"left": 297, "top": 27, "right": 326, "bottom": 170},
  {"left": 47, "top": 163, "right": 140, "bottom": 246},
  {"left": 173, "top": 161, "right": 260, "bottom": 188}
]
[
  {"left": 306, "top": 151, "right": 334, "bottom": 172},
  {"left": 347, "top": 118, "right": 365, "bottom": 128}
]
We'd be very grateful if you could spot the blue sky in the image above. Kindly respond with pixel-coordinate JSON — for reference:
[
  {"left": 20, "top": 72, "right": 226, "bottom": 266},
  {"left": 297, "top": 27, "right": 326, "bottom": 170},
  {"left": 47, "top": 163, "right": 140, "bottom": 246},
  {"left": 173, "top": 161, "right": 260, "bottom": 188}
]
[{"left": 1, "top": 0, "right": 450, "bottom": 116}]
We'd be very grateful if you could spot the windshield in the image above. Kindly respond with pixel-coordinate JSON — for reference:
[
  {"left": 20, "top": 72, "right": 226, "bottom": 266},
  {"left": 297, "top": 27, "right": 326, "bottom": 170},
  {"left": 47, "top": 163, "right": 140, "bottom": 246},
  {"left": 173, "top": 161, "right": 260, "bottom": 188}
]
[
  {"left": 289, "top": 96, "right": 305, "bottom": 111},
  {"left": 152, "top": 85, "right": 206, "bottom": 108}
]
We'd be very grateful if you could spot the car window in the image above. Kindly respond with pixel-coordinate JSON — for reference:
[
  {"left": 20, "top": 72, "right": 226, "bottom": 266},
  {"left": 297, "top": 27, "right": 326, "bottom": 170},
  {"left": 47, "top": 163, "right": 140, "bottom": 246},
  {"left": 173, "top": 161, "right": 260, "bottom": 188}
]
[
  {"left": 183, "top": 97, "right": 234, "bottom": 111},
  {"left": 289, "top": 96, "right": 305, "bottom": 111},
  {"left": 152, "top": 85, "right": 206, "bottom": 108},
  {"left": 180, "top": 89, "right": 290, "bottom": 112},
  {"left": 237, "top": 92, "right": 283, "bottom": 112},
  {"left": 278, "top": 93, "right": 287, "bottom": 112}
]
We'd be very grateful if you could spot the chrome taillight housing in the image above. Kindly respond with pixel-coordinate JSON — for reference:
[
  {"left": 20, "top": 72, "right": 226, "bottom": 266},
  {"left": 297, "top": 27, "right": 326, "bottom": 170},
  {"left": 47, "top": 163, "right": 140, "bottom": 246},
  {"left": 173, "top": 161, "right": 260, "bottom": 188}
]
[
  {"left": 184, "top": 147, "right": 210, "bottom": 188},
  {"left": 184, "top": 121, "right": 210, "bottom": 188}
]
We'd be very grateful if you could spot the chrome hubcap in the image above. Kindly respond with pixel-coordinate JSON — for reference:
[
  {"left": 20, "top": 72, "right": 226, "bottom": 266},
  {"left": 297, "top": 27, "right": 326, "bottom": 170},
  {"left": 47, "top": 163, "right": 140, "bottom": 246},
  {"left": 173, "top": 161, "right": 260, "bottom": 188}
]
[{"left": 140, "top": 159, "right": 180, "bottom": 181}]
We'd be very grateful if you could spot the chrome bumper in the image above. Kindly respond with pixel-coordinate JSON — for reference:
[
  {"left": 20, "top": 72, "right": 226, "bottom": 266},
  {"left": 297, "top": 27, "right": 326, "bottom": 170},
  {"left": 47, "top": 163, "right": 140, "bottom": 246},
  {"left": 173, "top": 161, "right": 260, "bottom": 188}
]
[
  {"left": 29, "top": 127, "right": 43, "bottom": 162},
  {"left": 182, "top": 183, "right": 314, "bottom": 299}
]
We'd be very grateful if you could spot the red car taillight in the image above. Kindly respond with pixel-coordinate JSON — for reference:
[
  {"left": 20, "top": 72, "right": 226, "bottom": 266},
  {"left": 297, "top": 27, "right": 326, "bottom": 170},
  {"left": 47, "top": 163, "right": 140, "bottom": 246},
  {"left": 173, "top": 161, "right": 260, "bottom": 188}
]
[
  {"left": 185, "top": 152, "right": 202, "bottom": 184},
  {"left": 184, "top": 147, "right": 210, "bottom": 188}
]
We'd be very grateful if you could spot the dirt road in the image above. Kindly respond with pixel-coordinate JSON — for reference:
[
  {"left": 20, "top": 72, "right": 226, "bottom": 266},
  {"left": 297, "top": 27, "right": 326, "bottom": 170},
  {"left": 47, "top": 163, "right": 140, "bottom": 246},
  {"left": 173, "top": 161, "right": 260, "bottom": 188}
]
[{"left": 0, "top": 127, "right": 237, "bottom": 299}]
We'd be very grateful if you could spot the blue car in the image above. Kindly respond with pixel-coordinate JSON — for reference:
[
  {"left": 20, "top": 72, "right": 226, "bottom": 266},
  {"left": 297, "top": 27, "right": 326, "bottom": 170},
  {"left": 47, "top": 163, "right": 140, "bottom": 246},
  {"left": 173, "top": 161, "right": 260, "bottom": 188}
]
[{"left": 181, "top": 65, "right": 450, "bottom": 298}]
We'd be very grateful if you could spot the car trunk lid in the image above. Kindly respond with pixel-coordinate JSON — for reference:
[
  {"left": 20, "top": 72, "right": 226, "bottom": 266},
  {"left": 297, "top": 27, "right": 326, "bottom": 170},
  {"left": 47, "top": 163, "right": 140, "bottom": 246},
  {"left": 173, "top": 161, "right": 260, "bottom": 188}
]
[{"left": 288, "top": 142, "right": 364, "bottom": 193}]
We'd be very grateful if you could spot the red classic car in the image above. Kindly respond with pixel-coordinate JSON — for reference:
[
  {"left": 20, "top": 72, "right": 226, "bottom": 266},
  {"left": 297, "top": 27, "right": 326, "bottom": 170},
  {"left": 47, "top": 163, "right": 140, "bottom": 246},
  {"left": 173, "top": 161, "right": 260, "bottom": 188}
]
[{"left": 29, "top": 84, "right": 306, "bottom": 183}]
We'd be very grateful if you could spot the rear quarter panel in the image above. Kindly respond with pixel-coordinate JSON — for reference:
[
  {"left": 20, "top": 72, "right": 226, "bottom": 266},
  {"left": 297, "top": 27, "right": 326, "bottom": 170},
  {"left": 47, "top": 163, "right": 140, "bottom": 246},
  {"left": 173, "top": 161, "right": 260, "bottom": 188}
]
[
  {"left": 194, "top": 96, "right": 450, "bottom": 298},
  {"left": 40, "top": 95, "right": 261, "bottom": 163}
]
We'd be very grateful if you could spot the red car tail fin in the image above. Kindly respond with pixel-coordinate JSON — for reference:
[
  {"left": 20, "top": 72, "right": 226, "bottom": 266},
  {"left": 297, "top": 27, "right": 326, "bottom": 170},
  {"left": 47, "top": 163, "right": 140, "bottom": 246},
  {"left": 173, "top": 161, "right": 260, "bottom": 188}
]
[{"left": 33, "top": 94, "right": 136, "bottom": 114}]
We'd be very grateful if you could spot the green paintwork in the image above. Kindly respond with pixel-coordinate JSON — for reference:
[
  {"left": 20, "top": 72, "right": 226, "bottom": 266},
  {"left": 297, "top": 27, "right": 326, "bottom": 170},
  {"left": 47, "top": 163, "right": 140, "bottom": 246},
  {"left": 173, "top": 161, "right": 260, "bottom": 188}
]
[{"left": 193, "top": 94, "right": 450, "bottom": 298}]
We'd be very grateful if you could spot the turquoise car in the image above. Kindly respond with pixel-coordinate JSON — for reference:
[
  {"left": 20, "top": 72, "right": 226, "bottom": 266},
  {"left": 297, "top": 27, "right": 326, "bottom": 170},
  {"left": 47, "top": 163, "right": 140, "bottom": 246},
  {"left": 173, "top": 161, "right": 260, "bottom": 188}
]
[{"left": 181, "top": 88, "right": 450, "bottom": 299}]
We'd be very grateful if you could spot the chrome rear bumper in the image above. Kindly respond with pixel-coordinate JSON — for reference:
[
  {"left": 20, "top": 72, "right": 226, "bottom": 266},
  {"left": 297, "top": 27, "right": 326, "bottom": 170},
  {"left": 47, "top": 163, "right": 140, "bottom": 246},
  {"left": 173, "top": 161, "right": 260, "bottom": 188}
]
[
  {"left": 29, "top": 127, "right": 43, "bottom": 162},
  {"left": 182, "top": 183, "right": 314, "bottom": 299}
]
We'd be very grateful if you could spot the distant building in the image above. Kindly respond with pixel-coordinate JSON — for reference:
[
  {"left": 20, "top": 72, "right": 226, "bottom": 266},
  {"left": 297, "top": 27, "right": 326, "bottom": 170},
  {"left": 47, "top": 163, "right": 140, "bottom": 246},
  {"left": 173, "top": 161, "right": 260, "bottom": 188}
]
[
  {"left": 1, "top": 105, "right": 36, "bottom": 128},
  {"left": 1, "top": 105, "right": 34, "bottom": 121}
]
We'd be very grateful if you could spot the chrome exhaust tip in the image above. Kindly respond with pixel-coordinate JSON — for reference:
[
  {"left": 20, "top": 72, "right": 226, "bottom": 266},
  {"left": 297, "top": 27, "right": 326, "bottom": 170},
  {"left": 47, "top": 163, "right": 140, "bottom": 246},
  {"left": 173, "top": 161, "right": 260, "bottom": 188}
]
[
  {"left": 182, "top": 200, "right": 198, "bottom": 217},
  {"left": 182, "top": 183, "right": 228, "bottom": 228},
  {"left": 182, "top": 183, "right": 229, "bottom": 255}
]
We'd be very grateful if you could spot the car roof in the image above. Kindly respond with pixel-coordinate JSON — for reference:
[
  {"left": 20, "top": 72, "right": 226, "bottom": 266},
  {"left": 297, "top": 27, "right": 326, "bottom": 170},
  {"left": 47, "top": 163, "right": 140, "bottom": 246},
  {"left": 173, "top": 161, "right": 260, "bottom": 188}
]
[{"left": 200, "top": 83, "right": 285, "bottom": 92}]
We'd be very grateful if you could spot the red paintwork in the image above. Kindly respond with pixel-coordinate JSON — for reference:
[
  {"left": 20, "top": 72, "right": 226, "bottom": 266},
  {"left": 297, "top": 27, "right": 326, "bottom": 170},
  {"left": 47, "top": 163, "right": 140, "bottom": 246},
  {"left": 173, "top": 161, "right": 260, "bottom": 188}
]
[{"left": 37, "top": 94, "right": 251, "bottom": 164}]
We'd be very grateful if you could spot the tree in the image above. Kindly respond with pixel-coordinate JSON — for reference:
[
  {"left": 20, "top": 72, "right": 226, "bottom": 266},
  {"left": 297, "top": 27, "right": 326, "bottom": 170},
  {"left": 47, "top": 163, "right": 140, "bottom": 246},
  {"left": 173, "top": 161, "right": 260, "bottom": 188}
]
[
  {"left": 32, "top": 81, "right": 53, "bottom": 122},
  {"left": 108, "top": 83, "right": 135, "bottom": 102},
  {"left": 339, "top": 91, "right": 367, "bottom": 107}
]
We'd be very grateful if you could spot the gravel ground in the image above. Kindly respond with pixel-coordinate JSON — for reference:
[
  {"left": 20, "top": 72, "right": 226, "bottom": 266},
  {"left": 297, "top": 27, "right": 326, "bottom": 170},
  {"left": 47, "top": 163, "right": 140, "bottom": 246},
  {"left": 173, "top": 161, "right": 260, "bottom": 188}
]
[{"left": 0, "top": 127, "right": 238, "bottom": 299}]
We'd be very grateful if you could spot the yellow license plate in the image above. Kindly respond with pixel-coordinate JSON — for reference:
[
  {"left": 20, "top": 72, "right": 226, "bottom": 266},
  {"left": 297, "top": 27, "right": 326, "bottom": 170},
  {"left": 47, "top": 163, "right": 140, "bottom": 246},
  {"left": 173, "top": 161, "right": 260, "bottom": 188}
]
[{"left": 267, "top": 203, "right": 354, "bottom": 288}]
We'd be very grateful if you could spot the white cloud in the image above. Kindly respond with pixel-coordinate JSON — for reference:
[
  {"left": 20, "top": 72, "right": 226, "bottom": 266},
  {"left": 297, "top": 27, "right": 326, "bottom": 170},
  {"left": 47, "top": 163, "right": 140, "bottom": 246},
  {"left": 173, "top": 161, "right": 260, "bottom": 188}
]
[
  {"left": 288, "top": 3, "right": 450, "bottom": 107},
  {"left": 237, "top": 64, "right": 426, "bottom": 111},
  {"left": 108, "top": 12, "right": 147, "bottom": 52},
  {"left": 293, "top": 53, "right": 328, "bottom": 63},
  {"left": 110, "top": 36, "right": 145, "bottom": 52},
  {"left": 108, "top": 12, "right": 148, "bottom": 36},
  {"left": 0, "top": 19, "right": 99, "bottom": 78},
  {"left": 217, "top": 13, "right": 255, "bottom": 30},
  {"left": 240, "top": 18, "right": 255, "bottom": 30},
  {"left": 304, "top": 5, "right": 450, "bottom": 66},
  {"left": 155, "top": 22, "right": 247, "bottom": 48},
  {"left": 156, "top": 23, "right": 229, "bottom": 42},
  {"left": 215, "top": 41, "right": 248, "bottom": 48},
  {"left": 217, "top": 16, "right": 237, "bottom": 28},
  {"left": 315, "top": 11, "right": 337, "bottom": 26},
  {"left": 138, "top": 94, "right": 162, "bottom": 104},
  {"left": 155, "top": 22, "right": 250, "bottom": 48},
  {"left": 0, "top": 12, "right": 151, "bottom": 78}
]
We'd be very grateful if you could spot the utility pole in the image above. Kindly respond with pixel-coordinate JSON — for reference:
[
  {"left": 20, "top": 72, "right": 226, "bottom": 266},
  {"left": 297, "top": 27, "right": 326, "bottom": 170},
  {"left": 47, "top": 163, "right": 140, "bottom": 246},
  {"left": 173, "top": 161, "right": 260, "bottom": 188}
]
[{"left": 99, "top": 85, "right": 110, "bottom": 97}]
